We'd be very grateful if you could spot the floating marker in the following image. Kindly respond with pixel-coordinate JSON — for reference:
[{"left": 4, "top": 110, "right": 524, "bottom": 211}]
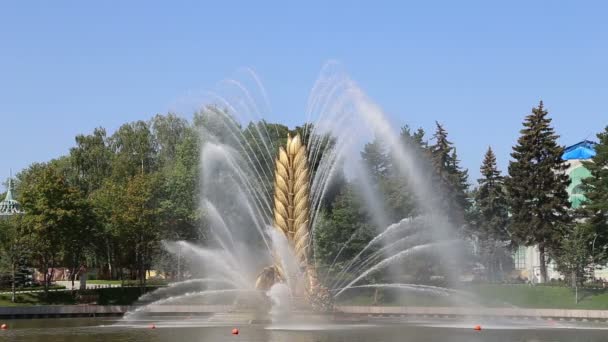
[
  {"left": 150, "top": 324, "right": 156, "bottom": 329},
  {"left": 473, "top": 325, "right": 481, "bottom": 331},
  {"left": 232, "top": 328, "right": 239, "bottom": 335},
  {"left": 0, "top": 324, "right": 7, "bottom": 330}
]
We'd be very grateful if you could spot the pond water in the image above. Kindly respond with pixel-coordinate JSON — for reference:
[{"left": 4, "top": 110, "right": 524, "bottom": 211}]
[{"left": 1, "top": 317, "right": 607, "bottom": 342}]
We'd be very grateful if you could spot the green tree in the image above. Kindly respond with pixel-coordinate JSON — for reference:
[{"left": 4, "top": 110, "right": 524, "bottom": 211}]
[
  {"left": 581, "top": 126, "right": 608, "bottom": 260},
  {"left": 472, "top": 147, "right": 511, "bottom": 280},
  {"left": 360, "top": 137, "right": 390, "bottom": 183},
  {"left": 19, "top": 163, "right": 93, "bottom": 294},
  {"left": 553, "top": 222, "right": 596, "bottom": 287},
  {"left": 506, "top": 101, "right": 571, "bottom": 283},
  {"left": 559, "top": 125, "right": 608, "bottom": 284},
  {"left": 0, "top": 216, "right": 30, "bottom": 302},
  {"left": 70, "top": 127, "right": 112, "bottom": 195},
  {"left": 429, "top": 122, "right": 470, "bottom": 225},
  {"left": 315, "top": 184, "right": 375, "bottom": 281},
  {"left": 117, "top": 173, "right": 162, "bottom": 290},
  {"left": 381, "top": 126, "right": 428, "bottom": 221},
  {"left": 151, "top": 113, "right": 189, "bottom": 169},
  {"left": 90, "top": 179, "right": 124, "bottom": 281},
  {"left": 109, "top": 121, "right": 157, "bottom": 179}
]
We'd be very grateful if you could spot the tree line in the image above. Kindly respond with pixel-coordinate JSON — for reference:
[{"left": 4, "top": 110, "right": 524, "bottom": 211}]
[{"left": 0, "top": 101, "right": 607, "bottom": 301}]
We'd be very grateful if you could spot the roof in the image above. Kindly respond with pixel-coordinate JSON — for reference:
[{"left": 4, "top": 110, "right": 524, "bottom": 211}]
[
  {"left": 562, "top": 140, "right": 597, "bottom": 160},
  {"left": 0, "top": 178, "right": 23, "bottom": 216}
]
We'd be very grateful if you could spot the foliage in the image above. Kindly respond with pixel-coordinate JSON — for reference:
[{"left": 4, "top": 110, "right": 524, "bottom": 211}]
[
  {"left": 4, "top": 102, "right": 603, "bottom": 294},
  {"left": 470, "top": 147, "right": 512, "bottom": 280},
  {"left": 429, "top": 122, "right": 470, "bottom": 226},
  {"left": 506, "top": 101, "right": 571, "bottom": 283},
  {"left": 553, "top": 222, "right": 597, "bottom": 286},
  {"left": 0, "top": 216, "right": 30, "bottom": 302},
  {"left": 580, "top": 126, "right": 608, "bottom": 264},
  {"left": 315, "top": 185, "right": 376, "bottom": 276},
  {"left": 18, "top": 163, "right": 96, "bottom": 294}
]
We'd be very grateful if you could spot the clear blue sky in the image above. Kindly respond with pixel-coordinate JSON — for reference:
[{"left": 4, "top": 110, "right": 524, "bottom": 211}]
[{"left": 1, "top": 1, "right": 607, "bottom": 187}]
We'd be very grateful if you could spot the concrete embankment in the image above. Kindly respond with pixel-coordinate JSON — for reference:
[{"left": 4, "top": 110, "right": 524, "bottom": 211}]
[
  {"left": 1, "top": 305, "right": 608, "bottom": 321},
  {"left": 336, "top": 306, "right": 608, "bottom": 321}
]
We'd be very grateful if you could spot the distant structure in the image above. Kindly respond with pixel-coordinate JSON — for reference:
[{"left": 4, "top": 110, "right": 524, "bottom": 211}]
[
  {"left": 512, "top": 140, "right": 600, "bottom": 282},
  {"left": 562, "top": 140, "right": 597, "bottom": 208},
  {"left": 0, "top": 176, "right": 24, "bottom": 217}
]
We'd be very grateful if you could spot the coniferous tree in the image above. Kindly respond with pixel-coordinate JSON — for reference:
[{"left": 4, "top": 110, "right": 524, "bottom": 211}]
[
  {"left": 506, "top": 101, "right": 571, "bottom": 283},
  {"left": 580, "top": 126, "right": 608, "bottom": 266},
  {"left": 380, "top": 126, "right": 429, "bottom": 221},
  {"left": 476, "top": 147, "right": 509, "bottom": 242},
  {"left": 360, "top": 137, "right": 390, "bottom": 183},
  {"left": 473, "top": 147, "right": 511, "bottom": 280},
  {"left": 429, "top": 122, "right": 470, "bottom": 225}
]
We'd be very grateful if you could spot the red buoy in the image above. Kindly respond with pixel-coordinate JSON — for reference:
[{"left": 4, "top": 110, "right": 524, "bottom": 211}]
[
  {"left": 0, "top": 324, "right": 7, "bottom": 330},
  {"left": 473, "top": 325, "right": 482, "bottom": 331},
  {"left": 232, "top": 328, "right": 239, "bottom": 335},
  {"left": 150, "top": 324, "right": 156, "bottom": 329}
]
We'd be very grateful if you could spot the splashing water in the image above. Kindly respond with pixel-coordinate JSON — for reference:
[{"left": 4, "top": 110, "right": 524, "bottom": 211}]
[
  {"left": 124, "top": 63, "right": 469, "bottom": 319},
  {"left": 267, "top": 283, "right": 292, "bottom": 323}
]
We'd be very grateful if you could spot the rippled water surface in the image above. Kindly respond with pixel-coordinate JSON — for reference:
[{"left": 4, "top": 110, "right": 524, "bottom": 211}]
[{"left": 2, "top": 317, "right": 608, "bottom": 342}]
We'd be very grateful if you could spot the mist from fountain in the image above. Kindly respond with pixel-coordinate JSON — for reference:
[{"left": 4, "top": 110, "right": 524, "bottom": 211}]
[{"left": 123, "top": 63, "right": 469, "bottom": 321}]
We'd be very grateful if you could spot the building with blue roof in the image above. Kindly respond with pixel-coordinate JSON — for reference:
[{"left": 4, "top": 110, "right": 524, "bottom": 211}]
[
  {"left": 563, "top": 140, "right": 597, "bottom": 209},
  {"left": 512, "top": 140, "right": 598, "bottom": 283}
]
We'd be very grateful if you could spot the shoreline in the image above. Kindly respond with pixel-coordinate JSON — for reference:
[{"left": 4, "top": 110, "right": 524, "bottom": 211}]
[{"left": 1, "top": 305, "right": 607, "bottom": 321}]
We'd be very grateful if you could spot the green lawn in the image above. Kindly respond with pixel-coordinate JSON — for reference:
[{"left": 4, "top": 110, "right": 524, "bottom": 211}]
[
  {"left": 0, "top": 286, "right": 162, "bottom": 307},
  {"left": 337, "top": 284, "right": 608, "bottom": 310},
  {"left": 470, "top": 284, "right": 608, "bottom": 310},
  {"left": 0, "top": 285, "right": 65, "bottom": 292}
]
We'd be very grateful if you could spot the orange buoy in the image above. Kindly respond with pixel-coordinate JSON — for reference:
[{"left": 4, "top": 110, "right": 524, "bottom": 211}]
[
  {"left": 232, "top": 328, "right": 239, "bottom": 335},
  {"left": 150, "top": 324, "right": 156, "bottom": 329},
  {"left": 0, "top": 324, "right": 7, "bottom": 330},
  {"left": 473, "top": 325, "right": 482, "bottom": 331}
]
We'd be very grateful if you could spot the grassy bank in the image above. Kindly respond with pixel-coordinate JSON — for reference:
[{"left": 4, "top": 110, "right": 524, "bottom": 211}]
[
  {"left": 2, "top": 283, "right": 607, "bottom": 310},
  {"left": 0, "top": 285, "right": 65, "bottom": 292},
  {"left": 471, "top": 284, "right": 608, "bottom": 309},
  {"left": 0, "top": 286, "right": 162, "bottom": 307},
  {"left": 337, "top": 284, "right": 608, "bottom": 310}
]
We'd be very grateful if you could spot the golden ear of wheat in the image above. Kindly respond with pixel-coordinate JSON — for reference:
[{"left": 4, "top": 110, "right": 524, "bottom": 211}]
[{"left": 273, "top": 134, "right": 311, "bottom": 267}]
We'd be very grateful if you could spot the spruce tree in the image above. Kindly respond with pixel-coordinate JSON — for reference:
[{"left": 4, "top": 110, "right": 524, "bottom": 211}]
[
  {"left": 580, "top": 126, "right": 608, "bottom": 263},
  {"left": 474, "top": 147, "right": 510, "bottom": 280},
  {"left": 429, "top": 122, "right": 470, "bottom": 225},
  {"left": 506, "top": 101, "right": 571, "bottom": 283},
  {"left": 360, "top": 137, "right": 390, "bottom": 183},
  {"left": 476, "top": 147, "right": 509, "bottom": 241},
  {"left": 380, "top": 126, "right": 428, "bottom": 221}
]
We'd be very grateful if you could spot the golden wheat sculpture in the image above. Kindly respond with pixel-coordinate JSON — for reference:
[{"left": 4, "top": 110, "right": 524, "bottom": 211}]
[{"left": 255, "top": 134, "right": 332, "bottom": 311}]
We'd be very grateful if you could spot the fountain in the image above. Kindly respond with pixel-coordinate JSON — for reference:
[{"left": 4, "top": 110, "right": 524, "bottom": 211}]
[{"left": 124, "top": 64, "right": 464, "bottom": 323}]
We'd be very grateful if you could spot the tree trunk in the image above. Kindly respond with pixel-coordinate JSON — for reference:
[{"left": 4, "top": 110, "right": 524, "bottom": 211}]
[
  {"left": 71, "top": 266, "right": 76, "bottom": 291},
  {"left": 373, "top": 288, "right": 379, "bottom": 305},
  {"left": 11, "top": 262, "right": 16, "bottom": 303},
  {"left": 539, "top": 244, "right": 547, "bottom": 284},
  {"left": 571, "top": 270, "right": 577, "bottom": 288}
]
